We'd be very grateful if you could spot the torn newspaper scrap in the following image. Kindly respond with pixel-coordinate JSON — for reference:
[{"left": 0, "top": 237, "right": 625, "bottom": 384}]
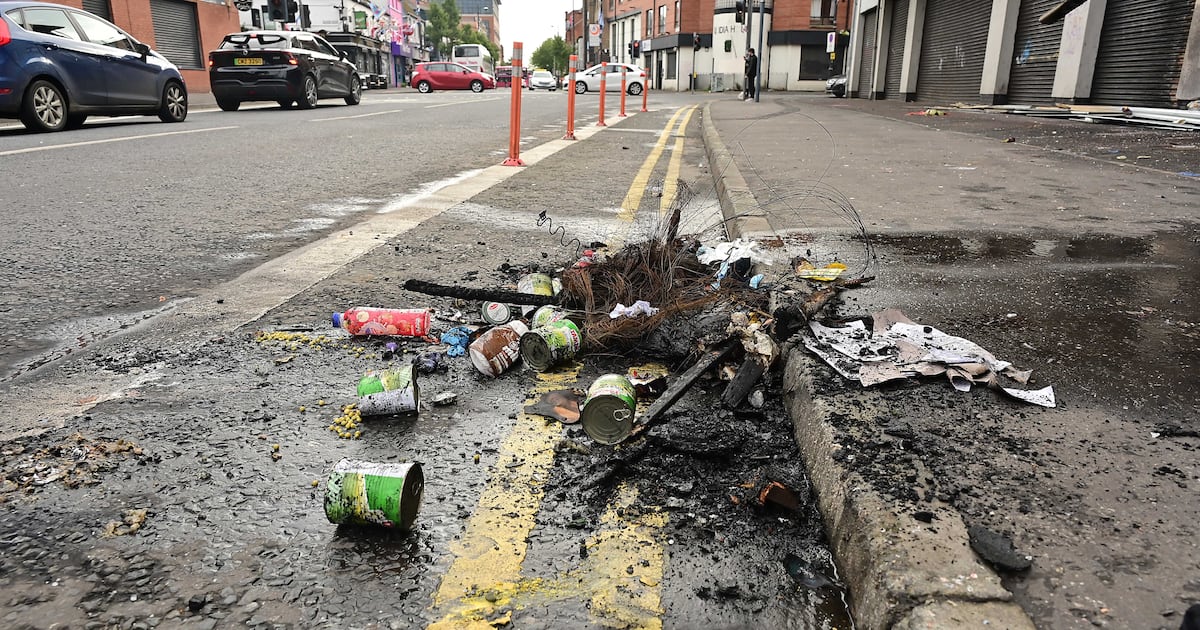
[{"left": 803, "top": 309, "right": 1055, "bottom": 407}]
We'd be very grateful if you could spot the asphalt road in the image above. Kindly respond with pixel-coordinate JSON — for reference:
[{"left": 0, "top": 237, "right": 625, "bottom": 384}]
[{"left": 0, "top": 89, "right": 851, "bottom": 628}]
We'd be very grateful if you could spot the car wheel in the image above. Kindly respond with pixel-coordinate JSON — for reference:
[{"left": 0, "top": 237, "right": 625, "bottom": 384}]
[
  {"left": 297, "top": 75, "right": 318, "bottom": 109},
  {"left": 277, "top": 100, "right": 293, "bottom": 109},
  {"left": 216, "top": 98, "right": 240, "bottom": 112},
  {"left": 627, "top": 81, "right": 644, "bottom": 96},
  {"left": 345, "top": 76, "right": 362, "bottom": 105},
  {"left": 417, "top": 81, "right": 432, "bottom": 94},
  {"left": 65, "top": 114, "right": 87, "bottom": 130},
  {"left": 158, "top": 81, "right": 188, "bottom": 123},
  {"left": 574, "top": 81, "right": 587, "bottom": 94},
  {"left": 470, "top": 80, "right": 484, "bottom": 93},
  {"left": 20, "top": 80, "right": 67, "bottom": 132}
]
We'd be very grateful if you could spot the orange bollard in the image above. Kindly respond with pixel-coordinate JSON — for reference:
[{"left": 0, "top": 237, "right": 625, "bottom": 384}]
[
  {"left": 619, "top": 66, "right": 627, "bottom": 117},
  {"left": 564, "top": 54, "right": 577, "bottom": 140},
  {"left": 504, "top": 43, "right": 525, "bottom": 166},
  {"left": 597, "top": 64, "right": 607, "bottom": 127},
  {"left": 641, "top": 67, "right": 649, "bottom": 112}
]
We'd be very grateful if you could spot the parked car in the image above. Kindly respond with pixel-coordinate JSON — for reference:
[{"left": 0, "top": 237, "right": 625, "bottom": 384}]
[
  {"left": 410, "top": 62, "right": 495, "bottom": 93},
  {"left": 567, "top": 63, "right": 645, "bottom": 95},
  {"left": 528, "top": 69, "right": 557, "bottom": 91},
  {"left": 825, "top": 74, "right": 847, "bottom": 98},
  {"left": 207, "top": 31, "right": 361, "bottom": 111},
  {"left": 0, "top": 1, "right": 188, "bottom": 132}
]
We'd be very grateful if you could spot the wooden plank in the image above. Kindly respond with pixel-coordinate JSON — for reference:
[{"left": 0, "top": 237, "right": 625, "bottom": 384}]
[{"left": 635, "top": 340, "right": 738, "bottom": 430}]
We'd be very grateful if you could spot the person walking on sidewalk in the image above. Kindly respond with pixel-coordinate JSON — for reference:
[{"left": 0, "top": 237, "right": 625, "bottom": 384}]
[{"left": 743, "top": 48, "right": 758, "bottom": 100}]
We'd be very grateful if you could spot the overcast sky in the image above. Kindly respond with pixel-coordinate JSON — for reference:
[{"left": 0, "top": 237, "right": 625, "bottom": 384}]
[{"left": 499, "top": 0, "right": 575, "bottom": 57}]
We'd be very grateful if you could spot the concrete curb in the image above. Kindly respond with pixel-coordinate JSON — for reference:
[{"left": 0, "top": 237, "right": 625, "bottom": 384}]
[
  {"left": 699, "top": 102, "right": 775, "bottom": 240},
  {"left": 699, "top": 104, "right": 1037, "bottom": 630}
]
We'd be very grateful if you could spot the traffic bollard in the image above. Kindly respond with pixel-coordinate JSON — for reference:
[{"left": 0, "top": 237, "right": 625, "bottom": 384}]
[
  {"left": 504, "top": 42, "right": 525, "bottom": 166},
  {"left": 641, "top": 69, "right": 649, "bottom": 113},
  {"left": 564, "top": 54, "right": 577, "bottom": 140},
  {"left": 619, "top": 66, "right": 627, "bottom": 117},
  {"left": 597, "top": 64, "right": 607, "bottom": 127}
]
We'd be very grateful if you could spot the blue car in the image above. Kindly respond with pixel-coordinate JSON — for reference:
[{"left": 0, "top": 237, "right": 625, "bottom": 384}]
[{"left": 0, "top": 1, "right": 187, "bottom": 132}]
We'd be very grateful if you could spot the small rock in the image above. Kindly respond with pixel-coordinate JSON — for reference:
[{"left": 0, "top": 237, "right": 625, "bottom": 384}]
[
  {"left": 967, "top": 524, "right": 1032, "bottom": 572},
  {"left": 187, "top": 593, "right": 207, "bottom": 612}
]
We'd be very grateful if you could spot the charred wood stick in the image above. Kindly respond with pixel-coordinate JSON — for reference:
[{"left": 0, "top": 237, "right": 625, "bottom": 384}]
[
  {"left": 722, "top": 355, "right": 768, "bottom": 408},
  {"left": 635, "top": 340, "right": 738, "bottom": 432},
  {"left": 403, "top": 279, "right": 558, "bottom": 306}
]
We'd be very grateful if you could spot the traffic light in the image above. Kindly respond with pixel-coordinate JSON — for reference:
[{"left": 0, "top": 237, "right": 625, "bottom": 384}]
[
  {"left": 286, "top": 0, "right": 298, "bottom": 22},
  {"left": 627, "top": 41, "right": 634, "bottom": 57},
  {"left": 631, "top": 40, "right": 641, "bottom": 57},
  {"left": 266, "top": 0, "right": 285, "bottom": 22},
  {"left": 735, "top": 0, "right": 745, "bottom": 23},
  {"left": 693, "top": 33, "right": 701, "bottom": 51}
]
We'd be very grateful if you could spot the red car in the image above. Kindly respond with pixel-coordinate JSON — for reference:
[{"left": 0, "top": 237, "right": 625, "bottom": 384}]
[{"left": 411, "top": 61, "right": 495, "bottom": 93}]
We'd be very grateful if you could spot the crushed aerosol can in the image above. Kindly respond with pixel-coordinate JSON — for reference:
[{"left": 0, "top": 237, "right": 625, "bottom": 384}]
[
  {"left": 356, "top": 366, "right": 419, "bottom": 416},
  {"left": 481, "top": 302, "right": 513, "bottom": 325},
  {"left": 324, "top": 459, "right": 424, "bottom": 530},
  {"left": 580, "top": 374, "right": 638, "bottom": 445},
  {"left": 468, "top": 320, "right": 529, "bottom": 377},
  {"left": 520, "top": 319, "right": 582, "bottom": 372}
]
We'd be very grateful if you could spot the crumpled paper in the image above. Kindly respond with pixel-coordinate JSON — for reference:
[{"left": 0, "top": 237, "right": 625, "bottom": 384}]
[
  {"left": 609, "top": 300, "right": 659, "bottom": 319},
  {"left": 803, "top": 308, "right": 1055, "bottom": 407}
]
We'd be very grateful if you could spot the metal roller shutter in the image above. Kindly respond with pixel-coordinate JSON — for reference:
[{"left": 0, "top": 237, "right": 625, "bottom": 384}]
[
  {"left": 1091, "top": 0, "right": 1194, "bottom": 107},
  {"left": 82, "top": 0, "right": 111, "bottom": 21},
  {"left": 916, "top": 0, "right": 991, "bottom": 104},
  {"left": 149, "top": 0, "right": 201, "bottom": 70},
  {"left": 857, "top": 9, "right": 878, "bottom": 98},
  {"left": 884, "top": 0, "right": 909, "bottom": 99},
  {"left": 1007, "top": 0, "right": 1062, "bottom": 104}
]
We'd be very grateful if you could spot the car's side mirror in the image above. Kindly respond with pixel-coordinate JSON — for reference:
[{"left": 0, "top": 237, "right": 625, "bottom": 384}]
[{"left": 134, "top": 42, "right": 150, "bottom": 58}]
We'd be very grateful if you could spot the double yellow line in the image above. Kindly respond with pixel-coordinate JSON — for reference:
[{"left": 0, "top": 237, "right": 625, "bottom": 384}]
[{"left": 428, "top": 108, "right": 699, "bottom": 629}]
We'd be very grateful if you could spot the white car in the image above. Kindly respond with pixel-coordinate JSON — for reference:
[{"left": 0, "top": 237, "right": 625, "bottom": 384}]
[
  {"left": 528, "top": 70, "right": 558, "bottom": 91},
  {"left": 565, "top": 63, "right": 646, "bottom": 95}
]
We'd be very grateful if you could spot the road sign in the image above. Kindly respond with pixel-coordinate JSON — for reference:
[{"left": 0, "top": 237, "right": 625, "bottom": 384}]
[
  {"left": 826, "top": 31, "right": 836, "bottom": 53},
  {"left": 588, "top": 23, "right": 601, "bottom": 47}
]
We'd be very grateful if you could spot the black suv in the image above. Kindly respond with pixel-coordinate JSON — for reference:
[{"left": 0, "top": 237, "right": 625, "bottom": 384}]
[{"left": 208, "top": 31, "right": 361, "bottom": 111}]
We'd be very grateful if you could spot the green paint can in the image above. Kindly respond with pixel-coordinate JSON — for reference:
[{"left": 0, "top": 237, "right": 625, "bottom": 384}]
[
  {"left": 324, "top": 459, "right": 424, "bottom": 530},
  {"left": 580, "top": 374, "right": 638, "bottom": 445}
]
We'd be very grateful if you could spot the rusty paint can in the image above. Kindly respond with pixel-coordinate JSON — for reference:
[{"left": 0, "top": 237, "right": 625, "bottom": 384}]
[
  {"left": 356, "top": 366, "right": 419, "bottom": 416},
  {"left": 520, "top": 319, "right": 582, "bottom": 372},
  {"left": 468, "top": 320, "right": 529, "bottom": 377},
  {"left": 580, "top": 374, "right": 638, "bottom": 444},
  {"left": 481, "top": 301, "right": 513, "bottom": 325},
  {"left": 530, "top": 305, "right": 567, "bottom": 328},
  {"left": 324, "top": 459, "right": 424, "bottom": 530}
]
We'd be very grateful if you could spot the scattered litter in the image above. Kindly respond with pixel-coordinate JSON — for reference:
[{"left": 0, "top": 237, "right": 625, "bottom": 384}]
[
  {"left": 967, "top": 524, "right": 1032, "bottom": 572},
  {"left": 954, "top": 102, "right": 1200, "bottom": 131},
  {"left": 520, "top": 319, "right": 582, "bottom": 372},
  {"left": 804, "top": 308, "right": 1055, "bottom": 407},
  {"left": 332, "top": 307, "right": 431, "bottom": 337},
  {"left": 579, "top": 374, "right": 638, "bottom": 444},
  {"left": 525, "top": 389, "right": 582, "bottom": 424},
  {"left": 413, "top": 351, "right": 447, "bottom": 374},
  {"left": 609, "top": 300, "right": 660, "bottom": 319},
  {"left": 468, "top": 321, "right": 528, "bottom": 377},
  {"left": 102, "top": 508, "right": 148, "bottom": 537},
  {"left": 907, "top": 108, "right": 946, "bottom": 116},
  {"left": 328, "top": 405, "right": 363, "bottom": 440},
  {"left": 431, "top": 392, "right": 457, "bottom": 406},
  {"left": 357, "top": 367, "right": 420, "bottom": 417},
  {"left": 324, "top": 459, "right": 423, "bottom": 530},
  {"left": 628, "top": 366, "right": 668, "bottom": 398},
  {"left": 794, "top": 259, "right": 847, "bottom": 281},
  {"left": 440, "top": 326, "right": 474, "bottom": 357}
]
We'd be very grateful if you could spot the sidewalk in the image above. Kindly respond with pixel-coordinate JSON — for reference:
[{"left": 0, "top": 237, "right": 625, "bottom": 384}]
[{"left": 701, "top": 93, "right": 1200, "bottom": 630}]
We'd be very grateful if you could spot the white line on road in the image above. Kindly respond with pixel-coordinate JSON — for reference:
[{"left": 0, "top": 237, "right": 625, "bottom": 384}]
[
  {"left": 311, "top": 108, "right": 407, "bottom": 122},
  {"left": 424, "top": 97, "right": 504, "bottom": 109},
  {"left": 0, "top": 126, "right": 239, "bottom": 156}
]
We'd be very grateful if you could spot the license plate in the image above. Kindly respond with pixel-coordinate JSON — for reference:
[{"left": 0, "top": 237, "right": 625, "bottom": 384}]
[{"left": 234, "top": 58, "right": 264, "bottom": 66}]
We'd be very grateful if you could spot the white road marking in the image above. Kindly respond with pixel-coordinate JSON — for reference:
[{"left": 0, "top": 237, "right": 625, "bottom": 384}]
[
  {"left": 424, "top": 97, "right": 504, "bottom": 108},
  {"left": 0, "top": 126, "right": 239, "bottom": 156},
  {"left": 311, "top": 108, "right": 407, "bottom": 121}
]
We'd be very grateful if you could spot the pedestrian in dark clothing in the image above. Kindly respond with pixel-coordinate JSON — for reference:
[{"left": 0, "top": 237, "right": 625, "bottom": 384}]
[{"left": 743, "top": 48, "right": 758, "bottom": 100}]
